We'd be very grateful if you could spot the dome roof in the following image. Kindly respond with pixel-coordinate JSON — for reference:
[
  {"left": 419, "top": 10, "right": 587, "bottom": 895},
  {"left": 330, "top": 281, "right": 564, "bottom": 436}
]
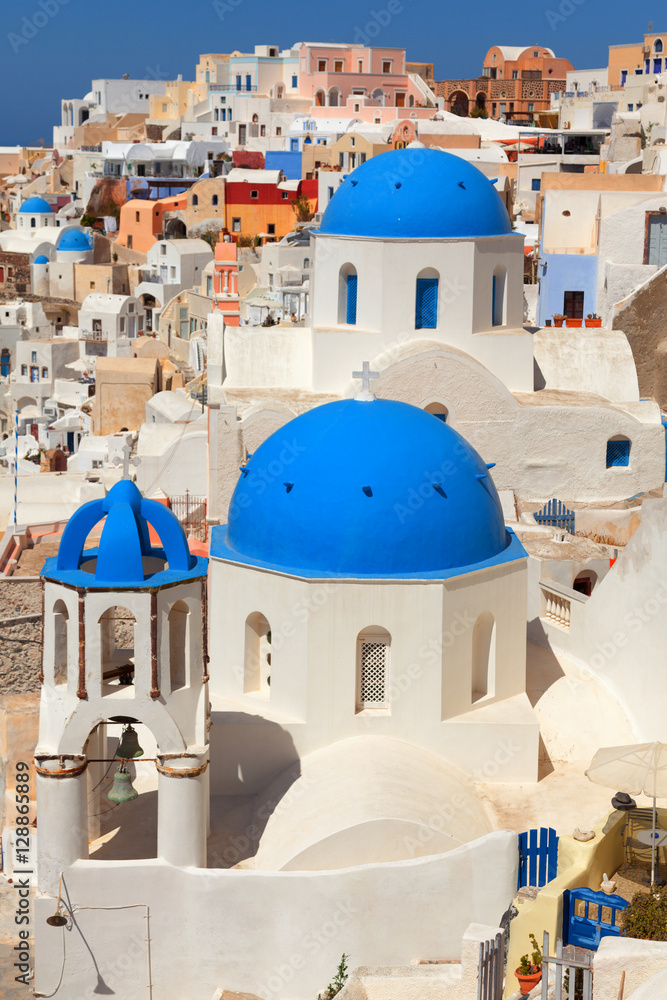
[
  {"left": 58, "top": 228, "right": 92, "bottom": 251},
  {"left": 42, "top": 480, "right": 206, "bottom": 588},
  {"left": 19, "top": 196, "right": 54, "bottom": 214},
  {"left": 213, "top": 398, "right": 519, "bottom": 579},
  {"left": 318, "top": 148, "right": 512, "bottom": 239},
  {"left": 33, "top": 254, "right": 49, "bottom": 264}
]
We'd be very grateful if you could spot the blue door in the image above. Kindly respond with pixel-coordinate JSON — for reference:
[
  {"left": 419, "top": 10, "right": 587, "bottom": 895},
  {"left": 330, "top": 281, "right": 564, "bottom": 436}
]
[
  {"left": 290, "top": 138, "right": 299, "bottom": 151},
  {"left": 415, "top": 277, "right": 438, "bottom": 329},
  {"left": 563, "top": 888, "right": 627, "bottom": 951},
  {"left": 246, "top": 75, "right": 252, "bottom": 91},
  {"left": 67, "top": 432, "right": 75, "bottom": 453}
]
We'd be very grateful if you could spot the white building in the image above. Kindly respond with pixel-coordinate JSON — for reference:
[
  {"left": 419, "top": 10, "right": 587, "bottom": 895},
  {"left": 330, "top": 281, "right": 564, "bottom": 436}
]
[
  {"left": 134, "top": 238, "right": 214, "bottom": 313},
  {"left": 78, "top": 293, "right": 144, "bottom": 357}
]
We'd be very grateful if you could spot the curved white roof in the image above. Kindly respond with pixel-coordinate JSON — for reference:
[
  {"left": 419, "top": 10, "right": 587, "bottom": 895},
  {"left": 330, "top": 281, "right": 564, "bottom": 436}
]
[
  {"left": 80, "top": 293, "right": 135, "bottom": 313},
  {"left": 495, "top": 45, "right": 555, "bottom": 61},
  {"left": 253, "top": 736, "right": 492, "bottom": 871}
]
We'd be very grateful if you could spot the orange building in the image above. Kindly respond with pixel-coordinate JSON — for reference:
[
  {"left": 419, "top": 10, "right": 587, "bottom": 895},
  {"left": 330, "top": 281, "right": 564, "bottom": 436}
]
[
  {"left": 211, "top": 242, "right": 240, "bottom": 326},
  {"left": 436, "top": 45, "right": 573, "bottom": 122},
  {"left": 115, "top": 194, "right": 187, "bottom": 253},
  {"left": 223, "top": 169, "right": 317, "bottom": 243},
  {"left": 608, "top": 31, "right": 667, "bottom": 86}
]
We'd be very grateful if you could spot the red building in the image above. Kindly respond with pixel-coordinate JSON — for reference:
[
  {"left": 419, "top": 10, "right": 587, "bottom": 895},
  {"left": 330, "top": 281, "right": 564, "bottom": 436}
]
[{"left": 223, "top": 169, "right": 318, "bottom": 243}]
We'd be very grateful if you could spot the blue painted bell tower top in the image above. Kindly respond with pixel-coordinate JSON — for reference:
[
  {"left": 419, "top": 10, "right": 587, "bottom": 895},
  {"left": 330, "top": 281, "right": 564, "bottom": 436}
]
[{"left": 42, "top": 480, "right": 207, "bottom": 589}]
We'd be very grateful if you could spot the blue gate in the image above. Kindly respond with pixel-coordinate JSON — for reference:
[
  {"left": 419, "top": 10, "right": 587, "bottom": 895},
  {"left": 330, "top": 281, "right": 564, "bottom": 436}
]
[
  {"left": 563, "top": 888, "right": 628, "bottom": 951},
  {"left": 534, "top": 498, "right": 575, "bottom": 534},
  {"left": 518, "top": 827, "right": 559, "bottom": 889}
]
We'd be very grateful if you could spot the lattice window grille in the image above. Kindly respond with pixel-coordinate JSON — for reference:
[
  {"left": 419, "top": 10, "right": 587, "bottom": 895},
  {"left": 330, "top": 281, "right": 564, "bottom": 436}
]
[{"left": 359, "top": 640, "right": 388, "bottom": 708}]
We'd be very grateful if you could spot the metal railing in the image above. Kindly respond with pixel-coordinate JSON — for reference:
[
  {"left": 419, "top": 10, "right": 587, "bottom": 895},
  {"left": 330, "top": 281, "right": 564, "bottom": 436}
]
[
  {"left": 541, "top": 931, "right": 592, "bottom": 1000},
  {"left": 169, "top": 490, "right": 208, "bottom": 542}
]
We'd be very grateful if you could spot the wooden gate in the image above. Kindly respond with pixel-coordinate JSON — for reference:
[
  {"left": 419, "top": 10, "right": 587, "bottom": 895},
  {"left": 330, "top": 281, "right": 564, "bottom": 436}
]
[{"left": 534, "top": 498, "right": 575, "bottom": 534}]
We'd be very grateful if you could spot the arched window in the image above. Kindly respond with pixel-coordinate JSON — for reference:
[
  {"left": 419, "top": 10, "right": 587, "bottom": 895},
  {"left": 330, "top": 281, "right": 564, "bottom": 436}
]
[
  {"left": 244, "top": 612, "right": 271, "bottom": 696},
  {"left": 655, "top": 38, "right": 664, "bottom": 54},
  {"left": 99, "top": 606, "right": 135, "bottom": 693},
  {"left": 315, "top": 90, "right": 325, "bottom": 107},
  {"left": 356, "top": 626, "right": 390, "bottom": 711},
  {"left": 339, "top": 264, "right": 358, "bottom": 325},
  {"left": 328, "top": 88, "right": 340, "bottom": 107},
  {"left": 53, "top": 599, "right": 69, "bottom": 685},
  {"left": 492, "top": 266, "right": 507, "bottom": 327},
  {"left": 472, "top": 612, "right": 496, "bottom": 704},
  {"left": 573, "top": 571, "right": 597, "bottom": 597},
  {"left": 192, "top": 194, "right": 198, "bottom": 206},
  {"left": 169, "top": 601, "right": 190, "bottom": 691},
  {"left": 424, "top": 401, "right": 448, "bottom": 423},
  {"left": 30, "top": 218, "right": 36, "bottom": 229},
  {"left": 415, "top": 268, "right": 439, "bottom": 329},
  {"left": 252, "top": 113, "right": 259, "bottom": 124},
  {"left": 606, "top": 436, "right": 631, "bottom": 467}
]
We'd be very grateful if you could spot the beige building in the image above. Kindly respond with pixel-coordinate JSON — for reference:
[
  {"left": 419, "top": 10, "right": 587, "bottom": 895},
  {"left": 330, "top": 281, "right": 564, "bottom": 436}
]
[
  {"left": 92, "top": 356, "right": 161, "bottom": 435},
  {"left": 185, "top": 177, "right": 226, "bottom": 237},
  {"left": 149, "top": 80, "right": 197, "bottom": 121}
]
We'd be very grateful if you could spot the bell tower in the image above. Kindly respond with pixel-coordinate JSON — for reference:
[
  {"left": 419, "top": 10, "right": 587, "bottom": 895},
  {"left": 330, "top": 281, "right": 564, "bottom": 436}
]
[{"left": 35, "top": 480, "right": 209, "bottom": 896}]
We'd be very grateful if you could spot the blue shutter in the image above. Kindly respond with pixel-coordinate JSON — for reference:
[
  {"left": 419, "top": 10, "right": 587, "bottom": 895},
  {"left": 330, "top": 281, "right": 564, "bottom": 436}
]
[
  {"left": 415, "top": 278, "right": 438, "bottom": 329},
  {"left": 606, "top": 439, "right": 630, "bottom": 467},
  {"left": 346, "top": 274, "right": 357, "bottom": 325}
]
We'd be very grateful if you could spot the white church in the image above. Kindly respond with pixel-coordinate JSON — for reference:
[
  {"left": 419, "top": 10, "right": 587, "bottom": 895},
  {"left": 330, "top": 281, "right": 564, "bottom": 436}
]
[{"left": 29, "top": 147, "right": 667, "bottom": 999}]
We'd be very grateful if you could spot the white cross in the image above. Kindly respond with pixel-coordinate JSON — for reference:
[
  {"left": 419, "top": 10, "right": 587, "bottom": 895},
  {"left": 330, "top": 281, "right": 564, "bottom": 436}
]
[
  {"left": 352, "top": 361, "right": 379, "bottom": 401},
  {"left": 112, "top": 444, "right": 141, "bottom": 480}
]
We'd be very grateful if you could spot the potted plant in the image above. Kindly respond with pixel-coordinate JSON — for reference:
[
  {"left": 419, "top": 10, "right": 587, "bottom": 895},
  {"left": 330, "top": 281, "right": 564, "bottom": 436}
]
[
  {"left": 585, "top": 312, "right": 602, "bottom": 328},
  {"left": 552, "top": 314, "right": 565, "bottom": 327},
  {"left": 565, "top": 315, "right": 582, "bottom": 327},
  {"left": 515, "top": 934, "right": 543, "bottom": 994}
]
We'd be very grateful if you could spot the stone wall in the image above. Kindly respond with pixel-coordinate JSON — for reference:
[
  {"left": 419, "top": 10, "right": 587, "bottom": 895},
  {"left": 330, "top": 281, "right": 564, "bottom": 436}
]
[
  {"left": 0, "top": 252, "right": 30, "bottom": 297},
  {"left": 612, "top": 269, "right": 667, "bottom": 410}
]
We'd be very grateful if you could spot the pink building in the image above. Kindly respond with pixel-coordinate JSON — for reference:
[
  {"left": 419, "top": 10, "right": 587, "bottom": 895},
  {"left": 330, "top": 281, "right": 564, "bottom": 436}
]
[
  {"left": 297, "top": 43, "right": 431, "bottom": 109},
  {"left": 211, "top": 242, "right": 240, "bottom": 326}
]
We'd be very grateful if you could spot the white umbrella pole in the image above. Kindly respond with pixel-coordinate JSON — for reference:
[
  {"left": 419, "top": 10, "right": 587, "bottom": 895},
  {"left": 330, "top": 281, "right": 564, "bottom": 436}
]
[{"left": 652, "top": 795, "right": 657, "bottom": 886}]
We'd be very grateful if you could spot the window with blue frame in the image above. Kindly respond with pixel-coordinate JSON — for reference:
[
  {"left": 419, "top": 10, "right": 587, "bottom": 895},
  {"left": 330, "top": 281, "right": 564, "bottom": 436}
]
[
  {"left": 531, "top": 178, "right": 541, "bottom": 191},
  {"left": 292, "top": 75, "right": 298, "bottom": 88},
  {"left": 606, "top": 438, "right": 631, "bottom": 467},
  {"left": 236, "top": 75, "right": 242, "bottom": 90},
  {"left": 415, "top": 273, "right": 439, "bottom": 329},
  {"left": 346, "top": 273, "right": 357, "bottom": 324},
  {"left": 655, "top": 59, "right": 663, "bottom": 73}
]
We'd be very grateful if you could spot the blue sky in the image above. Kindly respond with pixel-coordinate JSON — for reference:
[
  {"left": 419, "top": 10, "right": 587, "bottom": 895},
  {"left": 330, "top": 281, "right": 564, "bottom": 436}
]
[{"left": 0, "top": 0, "right": 660, "bottom": 145}]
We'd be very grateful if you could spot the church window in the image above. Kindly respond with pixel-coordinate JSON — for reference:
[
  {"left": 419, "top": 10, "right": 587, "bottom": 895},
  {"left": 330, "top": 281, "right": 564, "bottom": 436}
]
[
  {"left": 606, "top": 437, "right": 631, "bottom": 468},
  {"left": 244, "top": 612, "right": 271, "bottom": 696},
  {"left": 53, "top": 599, "right": 69, "bottom": 685},
  {"left": 424, "top": 401, "right": 449, "bottom": 423},
  {"left": 492, "top": 266, "right": 507, "bottom": 327},
  {"left": 356, "top": 627, "right": 390, "bottom": 711},
  {"left": 339, "top": 265, "right": 358, "bottom": 325},
  {"left": 99, "top": 606, "right": 136, "bottom": 694},
  {"left": 415, "top": 269, "right": 439, "bottom": 329},
  {"left": 168, "top": 600, "right": 190, "bottom": 691},
  {"left": 472, "top": 612, "right": 496, "bottom": 703}
]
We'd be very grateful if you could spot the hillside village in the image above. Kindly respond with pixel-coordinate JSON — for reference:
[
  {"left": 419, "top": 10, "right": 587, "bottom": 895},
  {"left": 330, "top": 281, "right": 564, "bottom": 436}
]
[{"left": 2, "top": 31, "right": 667, "bottom": 1000}]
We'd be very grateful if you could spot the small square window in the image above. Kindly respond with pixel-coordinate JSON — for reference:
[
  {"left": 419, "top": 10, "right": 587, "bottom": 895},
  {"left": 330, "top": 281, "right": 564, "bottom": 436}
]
[
  {"left": 251, "top": 190, "right": 258, "bottom": 199},
  {"left": 382, "top": 61, "right": 391, "bottom": 74},
  {"left": 276, "top": 127, "right": 282, "bottom": 136},
  {"left": 267, "top": 223, "right": 275, "bottom": 235},
  {"left": 232, "top": 218, "right": 241, "bottom": 233},
  {"left": 334, "top": 60, "right": 343, "bottom": 73},
  {"left": 318, "top": 60, "right": 326, "bottom": 72},
  {"left": 282, "top": 191, "right": 289, "bottom": 199},
  {"left": 606, "top": 439, "right": 631, "bottom": 467}
]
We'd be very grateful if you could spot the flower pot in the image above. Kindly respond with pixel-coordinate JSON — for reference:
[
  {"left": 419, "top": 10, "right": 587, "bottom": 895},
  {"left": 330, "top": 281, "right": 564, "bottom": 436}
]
[
  {"left": 515, "top": 968, "right": 542, "bottom": 994},
  {"left": 553, "top": 318, "right": 564, "bottom": 327},
  {"left": 544, "top": 319, "right": 552, "bottom": 327},
  {"left": 565, "top": 317, "right": 582, "bottom": 327},
  {"left": 585, "top": 318, "right": 602, "bottom": 327}
]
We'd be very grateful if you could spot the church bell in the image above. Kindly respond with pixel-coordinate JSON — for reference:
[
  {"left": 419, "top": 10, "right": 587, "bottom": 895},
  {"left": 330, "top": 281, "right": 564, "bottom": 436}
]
[
  {"left": 115, "top": 724, "right": 144, "bottom": 760},
  {"left": 107, "top": 762, "right": 139, "bottom": 804}
]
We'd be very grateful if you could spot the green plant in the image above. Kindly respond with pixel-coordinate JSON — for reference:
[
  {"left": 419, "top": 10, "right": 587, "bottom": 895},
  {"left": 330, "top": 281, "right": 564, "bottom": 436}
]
[
  {"left": 470, "top": 106, "right": 489, "bottom": 119},
  {"left": 587, "top": 312, "right": 599, "bottom": 319},
  {"left": 236, "top": 233, "right": 255, "bottom": 248},
  {"left": 317, "top": 954, "right": 349, "bottom": 1000},
  {"left": 553, "top": 313, "right": 565, "bottom": 321},
  {"left": 622, "top": 890, "right": 667, "bottom": 941},
  {"left": 518, "top": 934, "right": 542, "bottom": 974},
  {"left": 112, "top": 252, "right": 118, "bottom": 262},
  {"left": 291, "top": 192, "right": 314, "bottom": 222}
]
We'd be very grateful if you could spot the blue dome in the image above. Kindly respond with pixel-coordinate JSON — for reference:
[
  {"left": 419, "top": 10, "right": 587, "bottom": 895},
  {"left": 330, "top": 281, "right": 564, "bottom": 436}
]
[
  {"left": 33, "top": 255, "right": 49, "bottom": 264},
  {"left": 213, "top": 398, "right": 518, "bottom": 579},
  {"left": 42, "top": 480, "right": 206, "bottom": 588},
  {"left": 58, "top": 228, "right": 92, "bottom": 251},
  {"left": 19, "top": 196, "right": 54, "bottom": 214},
  {"left": 318, "top": 148, "right": 512, "bottom": 239}
]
